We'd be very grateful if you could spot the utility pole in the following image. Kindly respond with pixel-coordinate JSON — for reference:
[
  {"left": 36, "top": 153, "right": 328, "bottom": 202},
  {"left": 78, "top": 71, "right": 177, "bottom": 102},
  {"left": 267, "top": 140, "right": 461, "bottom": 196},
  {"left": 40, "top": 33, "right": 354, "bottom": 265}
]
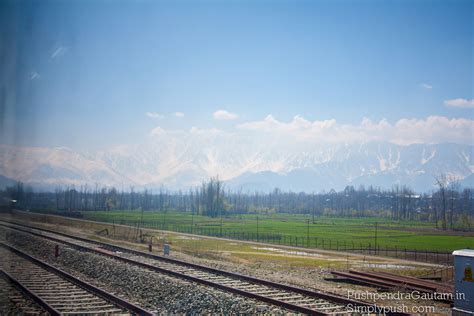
[
  {"left": 256, "top": 216, "right": 259, "bottom": 241},
  {"left": 374, "top": 222, "right": 378, "bottom": 255},
  {"left": 191, "top": 208, "right": 194, "bottom": 234},
  {"left": 220, "top": 214, "right": 223, "bottom": 237},
  {"left": 306, "top": 219, "right": 310, "bottom": 248}
]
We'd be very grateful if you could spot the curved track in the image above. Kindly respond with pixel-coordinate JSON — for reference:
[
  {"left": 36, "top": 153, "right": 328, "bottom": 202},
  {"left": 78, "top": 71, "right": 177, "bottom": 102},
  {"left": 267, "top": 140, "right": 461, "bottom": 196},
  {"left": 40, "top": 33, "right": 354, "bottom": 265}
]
[{"left": 0, "top": 220, "right": 400, "bottom": 315}]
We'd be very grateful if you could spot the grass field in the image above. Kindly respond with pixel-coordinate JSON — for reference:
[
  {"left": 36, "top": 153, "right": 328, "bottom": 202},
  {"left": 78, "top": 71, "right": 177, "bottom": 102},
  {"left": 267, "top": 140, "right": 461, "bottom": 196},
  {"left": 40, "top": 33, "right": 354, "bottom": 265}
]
[
  {"left": 79, "top": 210, "right": 474, "bottom": 252},
  {"left": 3, "top": 211, "right": 444, "bottom": 274}
]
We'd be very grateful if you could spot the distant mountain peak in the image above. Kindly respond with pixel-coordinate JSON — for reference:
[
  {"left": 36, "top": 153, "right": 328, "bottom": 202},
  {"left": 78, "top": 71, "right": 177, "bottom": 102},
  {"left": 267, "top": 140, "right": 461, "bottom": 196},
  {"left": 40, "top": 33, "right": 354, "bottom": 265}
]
[{"left": 0, "top": 141, "right": 472, "bottom": 192}]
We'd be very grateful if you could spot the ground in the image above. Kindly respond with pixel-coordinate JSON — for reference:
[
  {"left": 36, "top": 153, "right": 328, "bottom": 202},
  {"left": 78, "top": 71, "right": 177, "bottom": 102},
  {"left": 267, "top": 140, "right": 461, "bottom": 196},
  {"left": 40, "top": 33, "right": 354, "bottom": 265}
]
[
  {"left": 81, "top": 210, "right": 474, "bottom": 252},
  {"left": 0, "top": 210, "right": 455, "bottom": 314}
]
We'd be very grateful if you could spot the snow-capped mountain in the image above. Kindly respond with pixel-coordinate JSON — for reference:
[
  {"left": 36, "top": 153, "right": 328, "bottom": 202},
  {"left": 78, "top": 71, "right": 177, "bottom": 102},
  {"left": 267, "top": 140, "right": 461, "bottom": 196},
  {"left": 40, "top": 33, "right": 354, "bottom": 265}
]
[{"left": 0, "top": 137, "right": 472, "bottom": 192}]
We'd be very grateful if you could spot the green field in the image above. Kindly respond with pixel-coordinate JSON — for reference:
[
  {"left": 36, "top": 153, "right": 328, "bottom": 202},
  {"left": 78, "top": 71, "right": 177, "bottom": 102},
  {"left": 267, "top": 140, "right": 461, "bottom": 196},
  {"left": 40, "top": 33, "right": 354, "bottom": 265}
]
[{"left": 79, "top": 210, "right": 474, "bottom": 252}]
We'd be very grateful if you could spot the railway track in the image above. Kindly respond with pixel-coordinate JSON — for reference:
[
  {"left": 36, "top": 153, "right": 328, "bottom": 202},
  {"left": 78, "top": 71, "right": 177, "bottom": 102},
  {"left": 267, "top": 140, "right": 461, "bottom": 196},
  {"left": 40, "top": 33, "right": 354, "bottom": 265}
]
[
  {"left": 0, "top": 241, "right": 154, "bottom": 316},
  {"left": 331, "top": 269, "right": 453, "bottom": 304},
  {"left": 0, "top": 274, "right": 47, "bottom": 315},
  {"left": 0, "top": 220, "right": 395, "bottom": 315}
]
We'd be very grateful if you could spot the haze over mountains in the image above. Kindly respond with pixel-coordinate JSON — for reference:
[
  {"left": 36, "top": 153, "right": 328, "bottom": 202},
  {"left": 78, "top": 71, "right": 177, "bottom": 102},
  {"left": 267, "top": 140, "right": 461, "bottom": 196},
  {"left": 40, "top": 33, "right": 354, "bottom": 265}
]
[
  {"left": 0, "top": 133, "right": 472, "bottom": 192},
  {"left": 1, "top": 0, "right": 472, "bottom": 196}
]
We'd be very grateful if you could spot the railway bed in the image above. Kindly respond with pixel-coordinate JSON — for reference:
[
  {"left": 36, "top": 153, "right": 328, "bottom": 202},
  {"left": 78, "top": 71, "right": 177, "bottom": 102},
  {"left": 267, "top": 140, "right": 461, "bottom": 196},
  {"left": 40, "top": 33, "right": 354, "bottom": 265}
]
[
  {"left": 0, "top": 274, "right": 47, "bottom": 315},
  {"left": 0, "top": 220, "right": 403, "bottom": 315},
  {"left": 0, "top": 242, "right": 153, "bottom": 316}
]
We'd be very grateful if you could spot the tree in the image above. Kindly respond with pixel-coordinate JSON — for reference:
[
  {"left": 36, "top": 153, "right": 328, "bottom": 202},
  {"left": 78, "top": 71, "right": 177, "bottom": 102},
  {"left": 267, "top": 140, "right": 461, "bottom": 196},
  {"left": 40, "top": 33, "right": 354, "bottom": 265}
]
[
  {"left": 435, "top": 175, "right": 448, "bottom": 230},
  {"left": 448, "top": 180, "right": 460, "bottom": 229}
]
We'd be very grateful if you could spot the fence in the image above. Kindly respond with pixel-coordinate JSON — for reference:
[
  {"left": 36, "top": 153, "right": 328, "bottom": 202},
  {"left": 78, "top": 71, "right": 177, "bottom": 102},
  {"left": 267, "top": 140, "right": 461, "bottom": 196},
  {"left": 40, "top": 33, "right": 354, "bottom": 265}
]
[
  {"left": 101, "top": 218, "right": 454, "bottom": 265},
  {"left": 23, "top": 209, "right": 456, "bottom": 266}
]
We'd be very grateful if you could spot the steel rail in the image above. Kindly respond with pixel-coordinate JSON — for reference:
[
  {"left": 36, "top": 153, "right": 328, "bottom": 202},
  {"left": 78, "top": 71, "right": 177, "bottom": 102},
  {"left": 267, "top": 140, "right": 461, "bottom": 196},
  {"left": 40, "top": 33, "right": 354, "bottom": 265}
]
[
  {"left": 0, "top": 221, "right": 371, "bottom": 306},
  {"left": 1, "top": 224, "right": 328, "bottom": 315},
  {"left": 0, "top": 220, "right": 409, "bottom": 315},
  {"left": 0, "top": 269, "right": 60, "bottom": 316},
  {"left": 0, "top": 242, "right": 155, "bottom": 316}
]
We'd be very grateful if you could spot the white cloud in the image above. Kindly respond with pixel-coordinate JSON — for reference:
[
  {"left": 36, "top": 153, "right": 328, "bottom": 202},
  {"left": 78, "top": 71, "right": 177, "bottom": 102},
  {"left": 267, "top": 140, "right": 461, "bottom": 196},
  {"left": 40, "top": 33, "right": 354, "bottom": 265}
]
[
  {"left": 29, "top": 71, "right": 40, "bottom": 80},
  {"left": 148, "top": 114, "right": 473, "bottom": 146},
  {"left": 420, "top": 83, "right": 432, "bottom": 90},
  {"left": 392, "top": 116, "right": 473, "bottom": 145},
  {"left": 444, "top": 98, "right": 474, "bottom": 108},
  {"left": 146, "top": 111, "right": 184, "bottom": 118},
  {"left": 146, "top": 112, "right": 163, "bottom": 119},
  {"left": 237, "top": 115, "right": 474, "bottom": 145},
  {"left": 150, "top": 126, "right": 166, "bottom": 136},
  {"left": 51, "top": 45, "right": 67, "bottom": 59},
  {"left": 213, "top": 110, "right": 239, "bottom": 120},
  {"left": 190, "top": 127, "right": 223, "bottom": 135}
]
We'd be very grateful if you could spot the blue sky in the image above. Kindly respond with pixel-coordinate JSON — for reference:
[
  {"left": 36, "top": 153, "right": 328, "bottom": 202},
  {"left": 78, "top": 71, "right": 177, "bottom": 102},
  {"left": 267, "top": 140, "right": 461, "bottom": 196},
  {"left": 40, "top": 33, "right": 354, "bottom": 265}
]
[{"left": 1, "top": 0, "right": 472, "bottom": 149}]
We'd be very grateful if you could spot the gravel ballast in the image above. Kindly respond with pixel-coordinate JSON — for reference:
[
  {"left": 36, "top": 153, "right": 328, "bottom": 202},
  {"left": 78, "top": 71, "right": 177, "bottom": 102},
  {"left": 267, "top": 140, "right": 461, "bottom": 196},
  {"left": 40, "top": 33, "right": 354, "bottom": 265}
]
[{"left": 1, "top": 228, "right": 286, "bottom": 314}]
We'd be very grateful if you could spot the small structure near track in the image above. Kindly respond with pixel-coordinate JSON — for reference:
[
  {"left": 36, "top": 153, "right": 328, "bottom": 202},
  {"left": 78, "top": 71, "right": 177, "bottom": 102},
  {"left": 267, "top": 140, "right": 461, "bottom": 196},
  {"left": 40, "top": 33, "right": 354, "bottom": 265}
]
[
  {"left": 452, "top": 249, "right": 474, "bottom": 316},
  {"left": 163, "top": 243, "right": 170, "bottom": 255}
]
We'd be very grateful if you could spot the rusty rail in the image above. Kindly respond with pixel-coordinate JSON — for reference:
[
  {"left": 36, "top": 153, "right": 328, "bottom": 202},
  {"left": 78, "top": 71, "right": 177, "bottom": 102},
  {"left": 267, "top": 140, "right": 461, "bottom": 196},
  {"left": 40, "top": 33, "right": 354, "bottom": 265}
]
[
  {"left": 0, "top": 242, "right": 155, "bottom": 316},
  {"left": 1, "top": 220, "right": 409, "bottom": 315}
]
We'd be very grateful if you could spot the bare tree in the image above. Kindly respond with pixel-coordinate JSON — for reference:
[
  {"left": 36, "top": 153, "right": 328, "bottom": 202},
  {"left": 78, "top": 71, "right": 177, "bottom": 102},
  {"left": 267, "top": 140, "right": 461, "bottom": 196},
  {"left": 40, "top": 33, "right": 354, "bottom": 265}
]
[{"left": 435, "top": 175, "right": 448, "bottom": 230}]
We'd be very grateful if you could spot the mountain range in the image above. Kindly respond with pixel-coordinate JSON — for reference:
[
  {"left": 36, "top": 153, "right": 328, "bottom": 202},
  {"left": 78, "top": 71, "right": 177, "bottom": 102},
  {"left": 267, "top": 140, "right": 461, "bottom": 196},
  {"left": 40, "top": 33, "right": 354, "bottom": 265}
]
[{"left": 0, "top": 138, "right": 472, "bottom": 192}]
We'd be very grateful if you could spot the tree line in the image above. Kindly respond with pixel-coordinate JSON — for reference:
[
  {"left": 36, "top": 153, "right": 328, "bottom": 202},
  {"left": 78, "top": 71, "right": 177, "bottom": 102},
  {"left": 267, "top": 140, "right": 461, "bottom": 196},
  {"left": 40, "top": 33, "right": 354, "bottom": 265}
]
[{"left": 1, "top": 177, "right": 472, "bottom": 230}]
